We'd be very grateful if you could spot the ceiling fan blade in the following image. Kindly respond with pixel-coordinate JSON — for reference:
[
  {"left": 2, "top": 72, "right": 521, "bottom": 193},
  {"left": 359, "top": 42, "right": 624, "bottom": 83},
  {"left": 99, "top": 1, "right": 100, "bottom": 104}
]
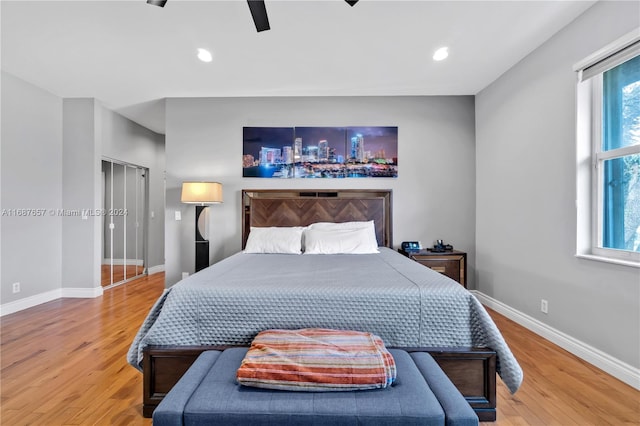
[
  {"left": 345, "top": 0, "right": 359, "bottom": 6},
  {"left": 247, "top": 0, "right": 270, "bottom": 32},
  {"left": 146, "top": 0, "right": 167, "bottom": 7}
]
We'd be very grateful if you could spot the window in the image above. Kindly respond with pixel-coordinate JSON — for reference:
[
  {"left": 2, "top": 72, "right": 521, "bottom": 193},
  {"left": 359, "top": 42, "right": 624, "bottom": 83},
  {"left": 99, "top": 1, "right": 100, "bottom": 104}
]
[
  {"left": 600, "top": 57, "right": 640, "bottom": 253},
  {"left": 575, "top": 30, "right": 640, "bottom": 266}
]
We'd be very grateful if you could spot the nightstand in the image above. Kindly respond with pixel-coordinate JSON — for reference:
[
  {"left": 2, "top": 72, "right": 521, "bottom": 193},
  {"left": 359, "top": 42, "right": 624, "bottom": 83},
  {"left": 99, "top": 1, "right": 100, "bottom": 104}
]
[{"left": 399, "top": 249, "right": 467, "bottom": 287}]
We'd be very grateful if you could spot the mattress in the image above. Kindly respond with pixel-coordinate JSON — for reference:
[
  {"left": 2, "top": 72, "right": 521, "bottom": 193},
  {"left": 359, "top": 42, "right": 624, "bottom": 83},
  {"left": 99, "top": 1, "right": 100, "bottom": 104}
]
[{"left": 127, "top": 247, "right": 523, "bottom": 393}]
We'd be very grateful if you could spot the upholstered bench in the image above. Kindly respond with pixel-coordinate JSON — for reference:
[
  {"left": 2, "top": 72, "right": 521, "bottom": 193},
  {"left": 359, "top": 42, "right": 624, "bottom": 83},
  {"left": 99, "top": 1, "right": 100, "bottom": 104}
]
[{"left": 152, "top": 348, "right": 478, "bottom": 426}]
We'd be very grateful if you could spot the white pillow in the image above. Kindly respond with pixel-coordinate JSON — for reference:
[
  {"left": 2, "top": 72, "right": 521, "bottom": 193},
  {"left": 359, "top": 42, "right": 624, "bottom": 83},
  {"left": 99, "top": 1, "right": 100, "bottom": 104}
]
[
  {"left": 244, "top": 226, "right": 304, "bottom": 254},
  {"left": 306, "top": 220, "right": 379, "bottom": 252},
  {"left": 304, "top": 227, "right": 379, "bottom": 254},
  {"left": 307, "top": 220, "right": 375, "bottom": 231}
]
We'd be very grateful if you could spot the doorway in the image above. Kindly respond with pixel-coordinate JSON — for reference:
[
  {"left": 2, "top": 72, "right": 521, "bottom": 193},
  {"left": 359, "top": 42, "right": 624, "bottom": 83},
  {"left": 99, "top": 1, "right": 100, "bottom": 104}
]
[{"left": 101, "top": 159, "right": 148, "bottom": 288}]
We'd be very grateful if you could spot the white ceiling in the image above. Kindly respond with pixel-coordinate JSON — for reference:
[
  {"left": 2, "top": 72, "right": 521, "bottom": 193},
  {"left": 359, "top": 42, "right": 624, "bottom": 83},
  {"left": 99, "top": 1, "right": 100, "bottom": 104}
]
[{"left": 1, "top": 0, "right": 596, "bottom": 134}]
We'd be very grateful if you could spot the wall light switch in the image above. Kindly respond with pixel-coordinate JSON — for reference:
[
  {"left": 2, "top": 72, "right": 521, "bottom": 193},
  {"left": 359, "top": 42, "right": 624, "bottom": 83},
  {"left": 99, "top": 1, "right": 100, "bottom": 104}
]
[
  {"left": 151, "top": 211, "right": 155, "bottom": 219},
  {"left": 175, "top": 211, "right": 182, "bottom": 221},
  {"left": 541, "top": 299, "right": 549, "bottom": 314}
]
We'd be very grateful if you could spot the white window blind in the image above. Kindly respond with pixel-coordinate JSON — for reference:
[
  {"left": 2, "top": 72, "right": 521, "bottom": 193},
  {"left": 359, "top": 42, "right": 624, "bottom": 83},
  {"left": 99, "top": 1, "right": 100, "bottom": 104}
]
[{"left": 574, "top": 29, "right": 640, "bottom": 82}]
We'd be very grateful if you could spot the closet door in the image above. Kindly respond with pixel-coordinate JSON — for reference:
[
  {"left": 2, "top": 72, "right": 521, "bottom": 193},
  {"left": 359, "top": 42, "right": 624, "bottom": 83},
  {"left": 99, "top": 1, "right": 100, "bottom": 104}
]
[
  {"left": 101, "top": 159, "right": 147, "bottom": 287},
  {"left": 102, "top": 161, "right": 114, "bottom": 286},
  {"left": 113, "top": 162, "right": 127, "bottom": 284},
  {"left": 124, "top": 165, "right": 145, "bottom": 280},
  {"left": 136, "top": 168, "right": 147, "bottom": 277}
]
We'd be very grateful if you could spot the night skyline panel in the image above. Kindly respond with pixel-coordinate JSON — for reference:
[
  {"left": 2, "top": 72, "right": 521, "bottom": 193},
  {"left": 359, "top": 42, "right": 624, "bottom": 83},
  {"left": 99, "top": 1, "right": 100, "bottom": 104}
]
[
  {"left": 347, "top": 126, "right": 398, "bottom": 159},
  {"left": 294, "top": 127, "right": 347, "bottom": 159},
  {"left": 243, "top": 127, "right": 294, "bottom": 159},
  {"left": 242, "top": 126, "right": 398, "bottom": 178}
]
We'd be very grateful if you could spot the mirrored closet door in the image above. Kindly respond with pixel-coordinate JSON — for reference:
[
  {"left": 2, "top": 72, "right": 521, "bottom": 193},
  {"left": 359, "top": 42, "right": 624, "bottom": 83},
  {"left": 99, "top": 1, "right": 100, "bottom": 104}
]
[{"left": 101, "top": 159, "right": 148, "bottom": 288}]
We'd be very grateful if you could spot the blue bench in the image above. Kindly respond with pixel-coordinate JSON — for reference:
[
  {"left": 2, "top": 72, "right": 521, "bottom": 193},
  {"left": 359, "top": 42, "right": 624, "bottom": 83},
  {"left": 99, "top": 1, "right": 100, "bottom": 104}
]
[{"left": 153, "top": 348, "right": 478, "bottom": 426}]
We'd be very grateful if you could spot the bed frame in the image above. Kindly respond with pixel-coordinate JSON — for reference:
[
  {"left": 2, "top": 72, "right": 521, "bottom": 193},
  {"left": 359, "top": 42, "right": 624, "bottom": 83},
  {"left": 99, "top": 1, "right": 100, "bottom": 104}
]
[{"left": 142, "top": 189, "right": 497, "bottom": 421}]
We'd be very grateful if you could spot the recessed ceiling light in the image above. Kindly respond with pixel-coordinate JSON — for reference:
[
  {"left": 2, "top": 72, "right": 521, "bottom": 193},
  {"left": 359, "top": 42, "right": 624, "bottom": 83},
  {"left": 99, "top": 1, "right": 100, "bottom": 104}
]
[
  {"left": 197, "top": 48, "right": 213, "bottom": 63},
  {"left": 433, "top": 47, "right": 449, "bottom": 61}
]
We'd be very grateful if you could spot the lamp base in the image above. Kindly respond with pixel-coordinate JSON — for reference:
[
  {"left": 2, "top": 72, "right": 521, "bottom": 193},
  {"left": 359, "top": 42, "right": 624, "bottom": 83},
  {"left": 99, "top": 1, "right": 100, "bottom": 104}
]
[
  {"left": 195, "top": 240, "right": 209, "bottom": 272},
  {"left": 195, "top": 205, "right": 209, "bottom": 272}
]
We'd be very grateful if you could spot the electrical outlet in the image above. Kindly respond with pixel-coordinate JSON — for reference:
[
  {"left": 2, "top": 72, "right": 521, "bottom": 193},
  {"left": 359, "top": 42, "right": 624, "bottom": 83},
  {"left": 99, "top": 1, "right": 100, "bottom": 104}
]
[
  {"left": 12, "top": 282, "right": 20, "bottom": 294},
  {"left": 540, "top": 299, "right": 548, "bottom": 314},
  {"left": 182, "top": 272, "right": 189, "bottom": 279}
]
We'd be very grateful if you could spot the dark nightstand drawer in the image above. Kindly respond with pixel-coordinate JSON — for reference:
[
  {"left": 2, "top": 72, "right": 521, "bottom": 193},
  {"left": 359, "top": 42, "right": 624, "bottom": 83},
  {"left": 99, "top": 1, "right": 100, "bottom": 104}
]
[{"left": 399, "top": 249, "right": 467, "bottom": 287}]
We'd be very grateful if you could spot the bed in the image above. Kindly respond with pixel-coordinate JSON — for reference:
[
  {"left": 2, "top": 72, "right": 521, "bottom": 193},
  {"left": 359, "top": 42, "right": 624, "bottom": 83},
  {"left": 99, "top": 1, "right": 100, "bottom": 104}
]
[{"left": 129, "top": 189, "right": 522, "bottom": 421}]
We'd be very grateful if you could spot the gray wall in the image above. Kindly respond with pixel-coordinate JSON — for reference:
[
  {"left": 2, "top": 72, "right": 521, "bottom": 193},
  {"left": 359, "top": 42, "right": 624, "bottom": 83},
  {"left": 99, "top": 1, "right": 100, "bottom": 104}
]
[
  {"left": 475, "top": 1, "right": 640, "bottom": 369},
  {"left": 165, "top": 96, "right": 476, "bottom": 286},
  {"left": 61, "top": 98, "right": 102, "bottom": 290},
  {"left": 1, "top": 71, "right": 63, "bottom": 303}
]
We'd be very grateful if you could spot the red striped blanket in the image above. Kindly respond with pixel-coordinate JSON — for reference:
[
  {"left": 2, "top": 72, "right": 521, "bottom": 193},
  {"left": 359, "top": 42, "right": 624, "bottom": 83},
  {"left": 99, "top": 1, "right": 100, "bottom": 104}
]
[{"left": 236, "top": 328, "right": 396, "bottom": 391}]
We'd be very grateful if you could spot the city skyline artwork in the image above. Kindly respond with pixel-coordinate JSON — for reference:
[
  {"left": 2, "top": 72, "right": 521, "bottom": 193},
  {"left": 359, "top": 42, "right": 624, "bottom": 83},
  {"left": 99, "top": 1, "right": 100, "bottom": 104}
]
[{"left": 242, "top": 126, "right": 398, "bottom": 178}]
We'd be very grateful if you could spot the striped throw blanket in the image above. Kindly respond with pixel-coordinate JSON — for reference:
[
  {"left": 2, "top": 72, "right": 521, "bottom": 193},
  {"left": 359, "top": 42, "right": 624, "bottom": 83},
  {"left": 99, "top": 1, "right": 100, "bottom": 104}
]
[{"left": 236, "top": 328, "right": 397, "bottom": 391}]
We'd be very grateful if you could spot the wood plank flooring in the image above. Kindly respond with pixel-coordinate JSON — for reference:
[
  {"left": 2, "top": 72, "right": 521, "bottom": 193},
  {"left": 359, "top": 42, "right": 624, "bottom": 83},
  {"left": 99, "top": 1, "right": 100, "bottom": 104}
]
[{"left": 1, "top": 273, "right": 638, "bottom": 425}]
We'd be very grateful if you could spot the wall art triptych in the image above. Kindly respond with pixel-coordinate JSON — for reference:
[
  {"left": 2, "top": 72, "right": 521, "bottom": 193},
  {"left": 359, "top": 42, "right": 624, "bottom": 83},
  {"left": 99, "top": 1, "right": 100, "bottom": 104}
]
[{"left": 242, "top": 126, "right": 398, "bottom": 178}]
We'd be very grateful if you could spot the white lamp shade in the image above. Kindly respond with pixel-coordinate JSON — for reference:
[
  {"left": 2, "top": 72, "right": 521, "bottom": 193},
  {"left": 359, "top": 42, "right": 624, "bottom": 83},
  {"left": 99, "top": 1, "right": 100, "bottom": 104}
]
[{"left": 181, "top": 182, "right": 223, "bottom": 204}]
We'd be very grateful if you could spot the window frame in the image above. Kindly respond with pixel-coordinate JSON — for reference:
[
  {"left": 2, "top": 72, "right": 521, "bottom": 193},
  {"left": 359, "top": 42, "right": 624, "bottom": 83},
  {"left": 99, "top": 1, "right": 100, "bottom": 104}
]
[{"left": 575, "top": 29, "right": 640, "bottom": 268}]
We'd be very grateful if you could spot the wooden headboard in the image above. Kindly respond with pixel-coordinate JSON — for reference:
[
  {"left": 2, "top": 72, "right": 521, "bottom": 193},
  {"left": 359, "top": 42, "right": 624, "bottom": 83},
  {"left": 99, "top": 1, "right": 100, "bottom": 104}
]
[{"left": 242, "top": 189, "right": 392, "bottom": 249}]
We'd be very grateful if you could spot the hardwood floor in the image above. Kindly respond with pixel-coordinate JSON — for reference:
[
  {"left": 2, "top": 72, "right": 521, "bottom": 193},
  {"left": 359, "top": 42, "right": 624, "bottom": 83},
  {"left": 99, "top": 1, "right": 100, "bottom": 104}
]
[
  {"left": 487, "top": 312, "right": 639, "bottom": 425},
  {"left": 1, "top": 273, "right": 639, "bottom": 425},
  {"left": 1, "top": 273, "right": 162, "bottom": 426}
]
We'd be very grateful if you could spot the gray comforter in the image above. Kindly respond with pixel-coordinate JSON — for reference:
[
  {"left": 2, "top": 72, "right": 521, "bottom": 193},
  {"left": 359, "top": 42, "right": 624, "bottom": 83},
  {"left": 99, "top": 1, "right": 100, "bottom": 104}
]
[{"left": 127, "top": 248, "right": 523, "bottom": 393}]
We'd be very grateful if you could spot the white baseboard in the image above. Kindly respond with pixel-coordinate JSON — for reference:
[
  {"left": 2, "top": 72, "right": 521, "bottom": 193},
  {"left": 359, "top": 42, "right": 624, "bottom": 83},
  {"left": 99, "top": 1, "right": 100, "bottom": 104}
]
[
  {"left": 147, "top": 264, "right": 165, "bottom": 275},
  {"left": 1, "top": 265, "right": 162, "bottom": 316},
  {"left": 1, "top": 286, "right": 103, "bottom": 317},
  {"left": 61, "top": 286, "right": 103, "bottom": 298},
  {"left": 472, "top": 290, "right": 640, "bottom": 391},
  {"left": 0, "top": 263, "right": 164, "bottom": 317},
  {"left": 0, "top": 289, "right": 62, "bottom": 317}
]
